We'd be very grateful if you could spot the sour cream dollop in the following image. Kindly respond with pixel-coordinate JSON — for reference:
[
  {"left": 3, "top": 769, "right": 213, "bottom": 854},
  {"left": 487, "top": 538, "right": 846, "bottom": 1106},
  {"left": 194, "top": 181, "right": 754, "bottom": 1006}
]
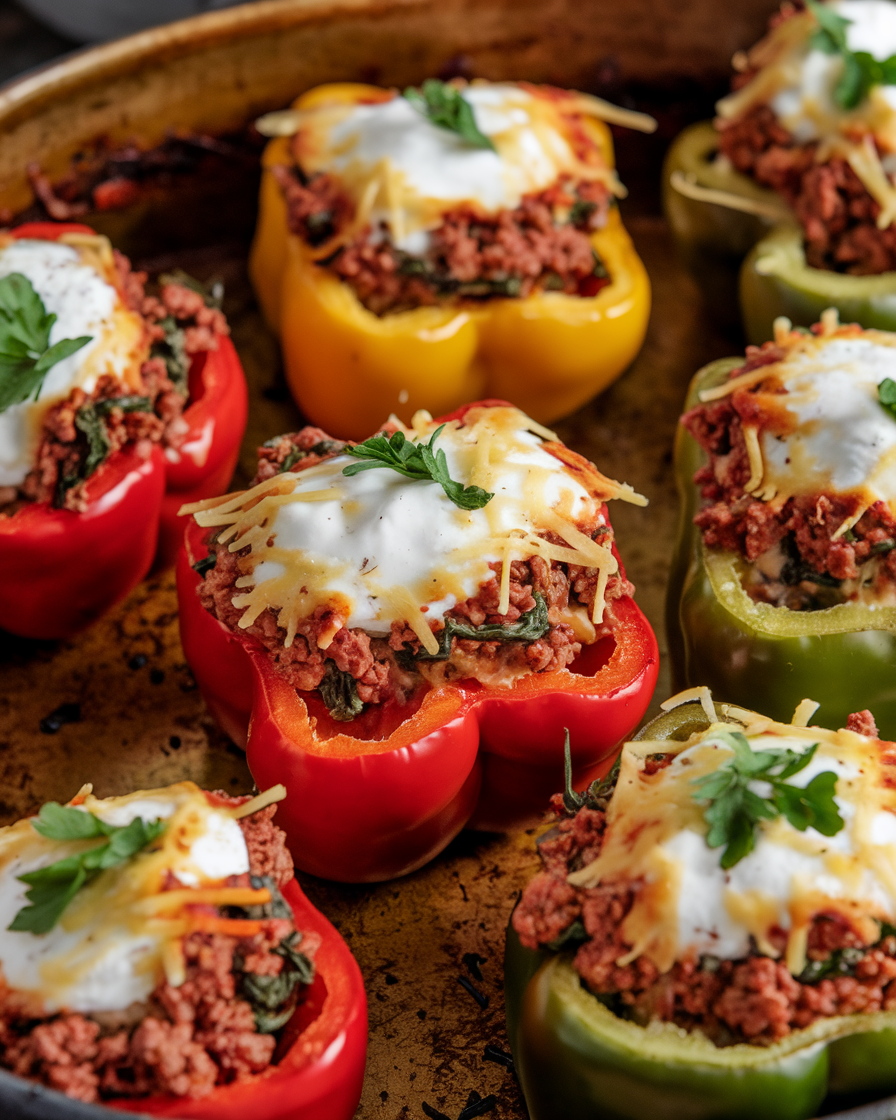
[
  {"left": 0, "top": 784, "right": 249, "bottom": 1014},
  {"left": 753, "top": 333, "right": 896, "bottom": 505},
  {"left": 296, "top": 84, "right": 597, "bottom": 250},
  {"left": 770, "top": 1, "right": 896, "bottom": 143},
  {"left": 0, "top": 238, "right": 145, "bottom": 489},
  {"left": 244, "top": 408, "right": 608, "bottom": 635}
]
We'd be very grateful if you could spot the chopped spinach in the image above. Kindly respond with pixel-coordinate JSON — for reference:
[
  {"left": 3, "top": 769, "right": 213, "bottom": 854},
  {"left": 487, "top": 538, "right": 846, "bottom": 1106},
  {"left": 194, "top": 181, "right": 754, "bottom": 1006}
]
[
  {"left": 798, "top": 946, "right": 865, "bottom": 984},
  {"left": 152, "top": 316, "right": 189, "bottom": 395},
  {"left": 416, "top": 592, "right": 550, "bottom": 662},
  {"left": 319, "top": 660, "right": 364, "bottom": 721}
]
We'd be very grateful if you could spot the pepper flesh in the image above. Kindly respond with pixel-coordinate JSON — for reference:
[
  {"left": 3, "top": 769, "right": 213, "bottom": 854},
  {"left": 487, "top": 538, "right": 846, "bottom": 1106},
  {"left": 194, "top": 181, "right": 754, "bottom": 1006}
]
[
  {"left": 249, "top": 84, "right": 651, "bottom": 440},
  {"left": 0, "top": 222, "right": 247, "bottom": 638},
  {"left": 176, "top": 516, "right": 658, "bottom": 882},
  {"left": 504, "top": 699, "right": 896, "bottom": 1120},
  {"left": 108, "top": 877, "right": 367, "bottom": 1120},
  {"left": 740, "top": 224, "right": 896, "bottom": 345},
  {"left": 667, "top": 357, "right": 896, "bottom": 736},
  {"left": 662, "top": 121, "right": 781, "bottom": 328},
  {"left": 0, "top": 443, "right": 166, "bottom": 639},
  {"left": 662, "top": 120, "right": 896, "bottom": 341}
]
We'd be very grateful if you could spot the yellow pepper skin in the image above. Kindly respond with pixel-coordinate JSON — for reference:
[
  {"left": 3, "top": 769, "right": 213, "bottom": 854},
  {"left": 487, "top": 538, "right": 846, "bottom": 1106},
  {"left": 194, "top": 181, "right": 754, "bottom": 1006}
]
[{"left": 249, "top": 85, "right": 651, "bottom": 441}]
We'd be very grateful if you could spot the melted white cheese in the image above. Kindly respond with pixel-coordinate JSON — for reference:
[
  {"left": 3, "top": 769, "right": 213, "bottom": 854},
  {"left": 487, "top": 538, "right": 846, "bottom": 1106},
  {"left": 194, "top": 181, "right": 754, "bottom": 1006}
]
[
  {"left": 756, "top": 334, "right": 896, "bottom": 503},
  {"left": 0, "top": 785, "right": 249, "bottom": 1014},
  {"left": 297, "top": 84, "right": 592, "bottom": 249},
  {"left": 250, "top": 416, "right": 600, "bottom": 634},
  {"left": 0, "top": 239, "right": 145, "bottom": 489}
]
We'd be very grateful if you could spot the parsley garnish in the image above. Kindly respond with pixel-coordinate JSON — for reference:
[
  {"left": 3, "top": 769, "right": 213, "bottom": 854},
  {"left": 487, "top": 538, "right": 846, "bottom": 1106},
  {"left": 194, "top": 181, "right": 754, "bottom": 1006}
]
[
  {"left": 880, "top": 377, "right": 896, "bottom": 420},
  {"left": 807, "top": 0, "right": 896, "bottom": 110},
  {"left": 342, "top": 424, "right": 494, "bottom": 510},
  {"left": 403, "top": 80, "right": 495, "bottom": 151},
  {"left": 9, "top": 802, "right": 165, "bottom": 934},
  {"left": 0, "top": 273, "right": 92, "bottom": 413},
  {"left": 691, "top": 730, "right": 844, "bottom": 869}
]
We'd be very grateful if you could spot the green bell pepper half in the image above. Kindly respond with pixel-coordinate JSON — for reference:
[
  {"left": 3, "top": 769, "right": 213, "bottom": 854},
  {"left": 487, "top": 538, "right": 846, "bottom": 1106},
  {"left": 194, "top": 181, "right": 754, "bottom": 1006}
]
[
  {"left": 662, "top": 121, "right": 783, "bottom": 328},
  {"left": 740, "top": 224, "right": 896, "bottom": 344},
  {"left": 504, "top": 700, "right": 896, "bottom": 1120},
  {"left": 667, "top": 357, "right": 896, "bottom": 737}
]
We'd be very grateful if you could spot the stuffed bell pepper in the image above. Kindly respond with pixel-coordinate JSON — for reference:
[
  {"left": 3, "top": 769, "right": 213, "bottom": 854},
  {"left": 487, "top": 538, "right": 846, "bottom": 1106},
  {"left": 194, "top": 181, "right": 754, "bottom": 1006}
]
[
  {"left": 669, "top": 311, "right": 896, "bottom": 735},
  {"left": 507, "top": 689, "right": 896, "bottom": 1120},
  {"left": 249, "top": 80, "right": 654, "bottom": 439},
  {"left": 177, "top": 401, "right": 658, "bottom": 882},
  {"left": 664, "top": 0, "right": 896, "bottom": 340},
  {"left": 0, "top": 781, "right": 366, "bottom": 1119},
  {"left": 0, "top": 221, "right": 247, "bottom": 640}
]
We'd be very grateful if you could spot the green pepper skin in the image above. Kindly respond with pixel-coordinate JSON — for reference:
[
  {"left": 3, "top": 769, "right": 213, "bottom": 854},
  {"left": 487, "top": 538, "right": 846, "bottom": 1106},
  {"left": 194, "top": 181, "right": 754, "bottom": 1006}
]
[
  {"left": 504, "top": 701, "right": 896, "bottom": 1120},
  {"left": 662, "top": 121, "right": 781, "bottom": 328},
  {"left": 741, "top": 224, "right": 896, "bottom": 344},
  {"left": 667, "top": 358, "right": 896, "bottom": 736}
]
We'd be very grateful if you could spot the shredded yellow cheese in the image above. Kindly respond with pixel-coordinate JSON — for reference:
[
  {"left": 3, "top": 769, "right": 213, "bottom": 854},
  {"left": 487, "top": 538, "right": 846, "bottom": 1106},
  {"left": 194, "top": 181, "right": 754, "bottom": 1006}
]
[
  {"left": 743, "top": 426, "right": 765, "bottom": 495},
  {"left": 669, "top": 170, "right": 792, "bottom": 221},
  {"left": 791, "top": 699, "right": 820, "bottom": 727},
  {"left": 660, "top": 686, "right": 718, "bottom": 725}
]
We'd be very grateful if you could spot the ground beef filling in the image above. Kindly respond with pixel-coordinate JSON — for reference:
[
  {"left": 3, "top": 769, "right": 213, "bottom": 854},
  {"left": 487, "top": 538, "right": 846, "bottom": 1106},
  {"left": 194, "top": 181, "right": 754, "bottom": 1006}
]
[
  {"left": 197, "top": 428, "right": 633, "bottom": 719},
  {"left": 274, "top": 162, "right": 613, "bottom": 315},
  {"left": 717, "top": 91, "right": 896, "bottom": 274},
  {"left": 681, "top": 338, "right": 896, "bottom": 610},
  {"left": 513, "top": 743, "right": 896, "bottom": 1046},
  {"left": 0, "top": 799, "right": 315, "bottom": 1104},
  {"left": 0, "top": 253, "right": 229, "bottom": 515}
]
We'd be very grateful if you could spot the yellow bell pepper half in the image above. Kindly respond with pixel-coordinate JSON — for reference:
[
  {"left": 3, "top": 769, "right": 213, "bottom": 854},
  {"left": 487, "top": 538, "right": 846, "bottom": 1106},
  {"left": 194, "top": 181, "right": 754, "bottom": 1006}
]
[{"left": 249, "top": 86, "right": 651, "bottom": 441}]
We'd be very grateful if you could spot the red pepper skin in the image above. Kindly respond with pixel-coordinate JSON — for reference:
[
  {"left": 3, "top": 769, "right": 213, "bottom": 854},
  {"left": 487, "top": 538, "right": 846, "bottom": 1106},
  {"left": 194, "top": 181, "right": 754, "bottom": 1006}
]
[
  {"left": 156, "top": 335, "right": 248, "bottom": 568},
  {"left": 108, "top": 877, "right": 367, "bottom": 1120},
  {"left": 177, "top": 522, "right": 659, "bottom": 881},
  {"left": 0, "top": 444, "right": 166, "bottom": 639}
]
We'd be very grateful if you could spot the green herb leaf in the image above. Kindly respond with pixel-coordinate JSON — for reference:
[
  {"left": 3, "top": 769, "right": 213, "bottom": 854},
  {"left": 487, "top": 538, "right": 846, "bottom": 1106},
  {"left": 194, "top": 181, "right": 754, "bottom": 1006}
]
[
  {"left": 0, "top": 273, "right": 92, "bottom": 413},
  {"left": 557, "top": 728, "right": 622, "bottom": 817},
  {"left": 192, "top": 552, "right": 217, "bottom": 578},
  {"left": 880, "top": 378, "right": 896, "bottom": 420},
  {"left": 9, "top": 809, "right": 165, "bottom": 934},
  {"left": 806, "top": 0, "right": 896, "bottom": 110},
  {"left": 403, "top": 79, "right": 495, "bottom": 151},
  {"left": 318, "top": 660, "right": 364, "bottom": 722},
  {"left": 151, "top": 315, "right": 189, "bottom": 396},
  {"left": 807, "top": 0, "right": 851, "bottom": 53},
  {"left": 692, "top": 732, "right": 844, "bottom": 869},
  {"left": 343, "top": 424, "right": 494, "bottom": 510},
  {"left": 31, "top": 802, "right": 109, "bottom": 841},
  {"left": 416, "top": 591, "right": 550, "bottom": 662}
]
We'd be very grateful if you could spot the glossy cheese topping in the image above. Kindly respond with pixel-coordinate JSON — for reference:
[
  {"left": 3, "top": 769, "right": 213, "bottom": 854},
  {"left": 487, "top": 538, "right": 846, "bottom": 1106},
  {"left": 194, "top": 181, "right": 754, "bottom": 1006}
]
[
  {"left": 569, "top": 714, "right": 896, "bottom": 975},
  {"left": 0, "top": 236, "right": 147, "bottom": 489},
  {"left": 293, "top": 83, "right": 619, "bottom": 251},
  {"left": 190, "top": 406, "right": 644, "bottom": 653},
  {"left": 717, "top": 1, "right": 896, "bottom": 226},
  {"left": 700, "top": 328, "right": 896, "bottom": 514},
  {"left": 0, "top": 783, "right": 249, "bottom": 1015}
]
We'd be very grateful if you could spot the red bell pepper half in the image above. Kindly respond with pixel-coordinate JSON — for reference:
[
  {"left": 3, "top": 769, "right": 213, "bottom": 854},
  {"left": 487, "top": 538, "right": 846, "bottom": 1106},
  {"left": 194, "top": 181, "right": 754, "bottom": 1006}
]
[
  {"left": 108, "top": 877, "right": 368, "bottom": 1120},
  {"left": 177, "top": 509, "right": 659, "bottom": 882},
  {"left": 0, "top": 222, "right": 247, "bottom": 639}
]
